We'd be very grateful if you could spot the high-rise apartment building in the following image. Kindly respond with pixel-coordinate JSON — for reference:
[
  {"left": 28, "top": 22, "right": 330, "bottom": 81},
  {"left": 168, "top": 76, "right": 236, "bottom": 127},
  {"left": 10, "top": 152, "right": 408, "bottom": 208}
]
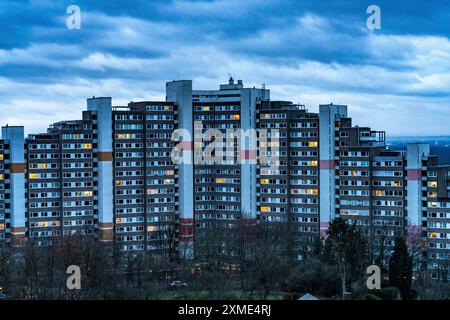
[
  {"left": 256, "top": 101, "right": 320, "bottom": 255},
  {"left": 0, "top": 79, "right": 448, "bottom": 277}
]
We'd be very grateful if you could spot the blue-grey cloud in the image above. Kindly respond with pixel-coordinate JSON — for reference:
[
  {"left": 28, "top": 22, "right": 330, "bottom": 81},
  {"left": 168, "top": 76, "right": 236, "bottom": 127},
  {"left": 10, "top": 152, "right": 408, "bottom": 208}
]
[{"left": 0, "top": 0, "right": 449, "bottom": 135}]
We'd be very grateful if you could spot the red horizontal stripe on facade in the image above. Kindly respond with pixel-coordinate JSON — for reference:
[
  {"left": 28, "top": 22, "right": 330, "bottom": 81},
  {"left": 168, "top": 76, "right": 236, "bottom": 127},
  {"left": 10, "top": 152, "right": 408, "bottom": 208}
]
[
  {"left": 320, "top": 160, "right": 335, "bottom": 170},
  {"left": 407, "top": 169, "right": 421, "bottom": 181}
]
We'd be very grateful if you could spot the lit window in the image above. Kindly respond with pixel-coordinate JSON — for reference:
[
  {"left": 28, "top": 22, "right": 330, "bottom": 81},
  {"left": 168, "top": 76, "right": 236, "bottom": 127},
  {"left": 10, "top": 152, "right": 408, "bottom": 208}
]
[
  {"left": 260, "top": 179, "right": 269, "bottom": 184},
  {"left": 309, "top": 161, "right": 318, "bottom": 166},
  {"left": 428, "top": 181, "right": 438, "bottom": 188},
  {"left": 116, "top": 218, "right": 123, "bottom": 223},
  {"left": 29, "top": 173, "right": 39, "bottom": 179},
  {"left": 0, "top": 154, "right": 3, "bottom": 160},
  {"left": 83, "top": 143, "right": 92, "bottom": 149},
  {"left": 233, "top": 114, "right": 240, "bottom": 120},
  {"left": 147, "top": 226, "right": 156, "bottom": 232},
  {"left": 216, "top": 178, "right": 225, "bottom": 183},
  {"left": 309, "top": 141, "right": 318, "bottom": 147},
  {"left": 260, "top": 207, "right": 270, "bottom": 213},
  {"left": 0, "top": 224, "right": 4, "bottom": 230}
]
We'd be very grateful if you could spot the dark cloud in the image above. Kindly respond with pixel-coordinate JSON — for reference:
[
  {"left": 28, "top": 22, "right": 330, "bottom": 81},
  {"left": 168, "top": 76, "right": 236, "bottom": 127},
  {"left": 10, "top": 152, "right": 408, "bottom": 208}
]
[{"left": 0, "top": 0, "right": 449, "bottom": 135}]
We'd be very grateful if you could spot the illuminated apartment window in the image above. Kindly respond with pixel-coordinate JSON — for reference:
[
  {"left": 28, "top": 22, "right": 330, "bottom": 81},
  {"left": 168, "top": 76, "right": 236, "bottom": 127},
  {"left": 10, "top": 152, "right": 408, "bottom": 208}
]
[
  {"left": 311, "top": 189, "right": 318, "bottom": 195},
  {"left": 29, "top": 173, "right": 39, "bottom": 179},
  {"left": 216, "top": 178, "right": 225, "bottom": 183},
  {"left": 260, "top": 207, "right": 270, "bottom": 213},
  {"left": 260, "top": 179, "right": 269, "bottom": 184},
  {"left": 428, "top": 192, "right": 438, "bottom": 198},
  {"left": 233, "top": 114, "right": 240, "bottom": 120},
  {"left": 39, "top": 163, "right": 47, "bottom": 169},
  {"left": 116, "top": 218, "right": 124, "bottom": 223},
  {"left": 0, "top": 224, "right": 4, "bottom": 230},
  {"left": 309, "top": 161, "right": 318, "bottom": 166},
  {"left": 83, "top": 143, "right": 92, "bottom": 149},
  {"left": 309, "top": 141, "right": 318, "bottom": 147},
  {"left": 374, "top": 190, "right": 383, "bottom": 196},
  {"left": 0, "top": 154, "right": 3, "bottom": 160},
  {"left": 202, "top": 106, "right": 210, "bottom": 111},
  {"left": 394, "top": 182, "right": 402, "bottom": 187},
  {"left": 428, "top": 181, "right": 438, "bottom": 188},
  {"left": 116, "top": 180, "right": 124, "bottom": 186},
  {"left": 83, "top": 191, "right": 93, "bottom": 197},
  {"left": 0, "top": 174, "right": 3, "bottom": 180},
  {"left": 147, "top": 226, "right": 157, "bottom": 232}
]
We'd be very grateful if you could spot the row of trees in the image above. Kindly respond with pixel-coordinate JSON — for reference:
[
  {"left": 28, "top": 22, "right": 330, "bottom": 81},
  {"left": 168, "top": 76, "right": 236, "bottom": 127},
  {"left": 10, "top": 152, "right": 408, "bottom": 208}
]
[{"left": 0, "top": 218, "right": 448, "bottom": 300}]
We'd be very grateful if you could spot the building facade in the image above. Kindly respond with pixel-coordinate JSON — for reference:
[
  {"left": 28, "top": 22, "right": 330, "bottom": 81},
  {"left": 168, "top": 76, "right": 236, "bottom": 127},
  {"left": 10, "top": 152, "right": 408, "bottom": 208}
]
[{"left": 0, "top": 79, "right": 448, "bottom": 275}]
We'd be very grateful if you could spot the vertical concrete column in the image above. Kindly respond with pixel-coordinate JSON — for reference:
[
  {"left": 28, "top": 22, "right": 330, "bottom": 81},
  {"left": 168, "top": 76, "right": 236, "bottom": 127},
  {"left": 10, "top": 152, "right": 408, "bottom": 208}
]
[
  {"left": 240, "top": 88, "right": 270, "bottom": 222},
  {"left": 166, "top": 81, "right": 194, "bottom": 246},
  {"left": 406, "top": 143, "right": 430, "bottom": 234},
  {"left": 87, "top": 98, "right": 114, "bottom": 242},
  {"left": 2, "top": 126, "right": 26, "bottom": 246},
  {"left": 319, "top": 104, "right": 347, "bottom": 236}
]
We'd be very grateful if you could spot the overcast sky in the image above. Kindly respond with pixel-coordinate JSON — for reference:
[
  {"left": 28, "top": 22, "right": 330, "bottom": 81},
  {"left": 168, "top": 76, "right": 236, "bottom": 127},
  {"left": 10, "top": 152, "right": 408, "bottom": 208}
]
[{"left": 1, "top": 0, "right": 450, "bottom": 136}]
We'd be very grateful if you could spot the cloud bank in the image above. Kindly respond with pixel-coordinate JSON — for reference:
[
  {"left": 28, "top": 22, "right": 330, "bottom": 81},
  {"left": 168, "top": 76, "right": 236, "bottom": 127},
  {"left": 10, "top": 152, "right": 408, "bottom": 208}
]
[{"left": 0, "top": 0, "right": 449, "bottom": 135}]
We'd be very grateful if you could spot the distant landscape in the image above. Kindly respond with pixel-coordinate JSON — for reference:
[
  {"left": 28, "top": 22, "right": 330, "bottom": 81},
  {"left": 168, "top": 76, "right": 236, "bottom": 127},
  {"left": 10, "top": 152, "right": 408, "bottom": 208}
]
[{"left": 388, "top": 136, "right": 450, "bottom": 165}]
